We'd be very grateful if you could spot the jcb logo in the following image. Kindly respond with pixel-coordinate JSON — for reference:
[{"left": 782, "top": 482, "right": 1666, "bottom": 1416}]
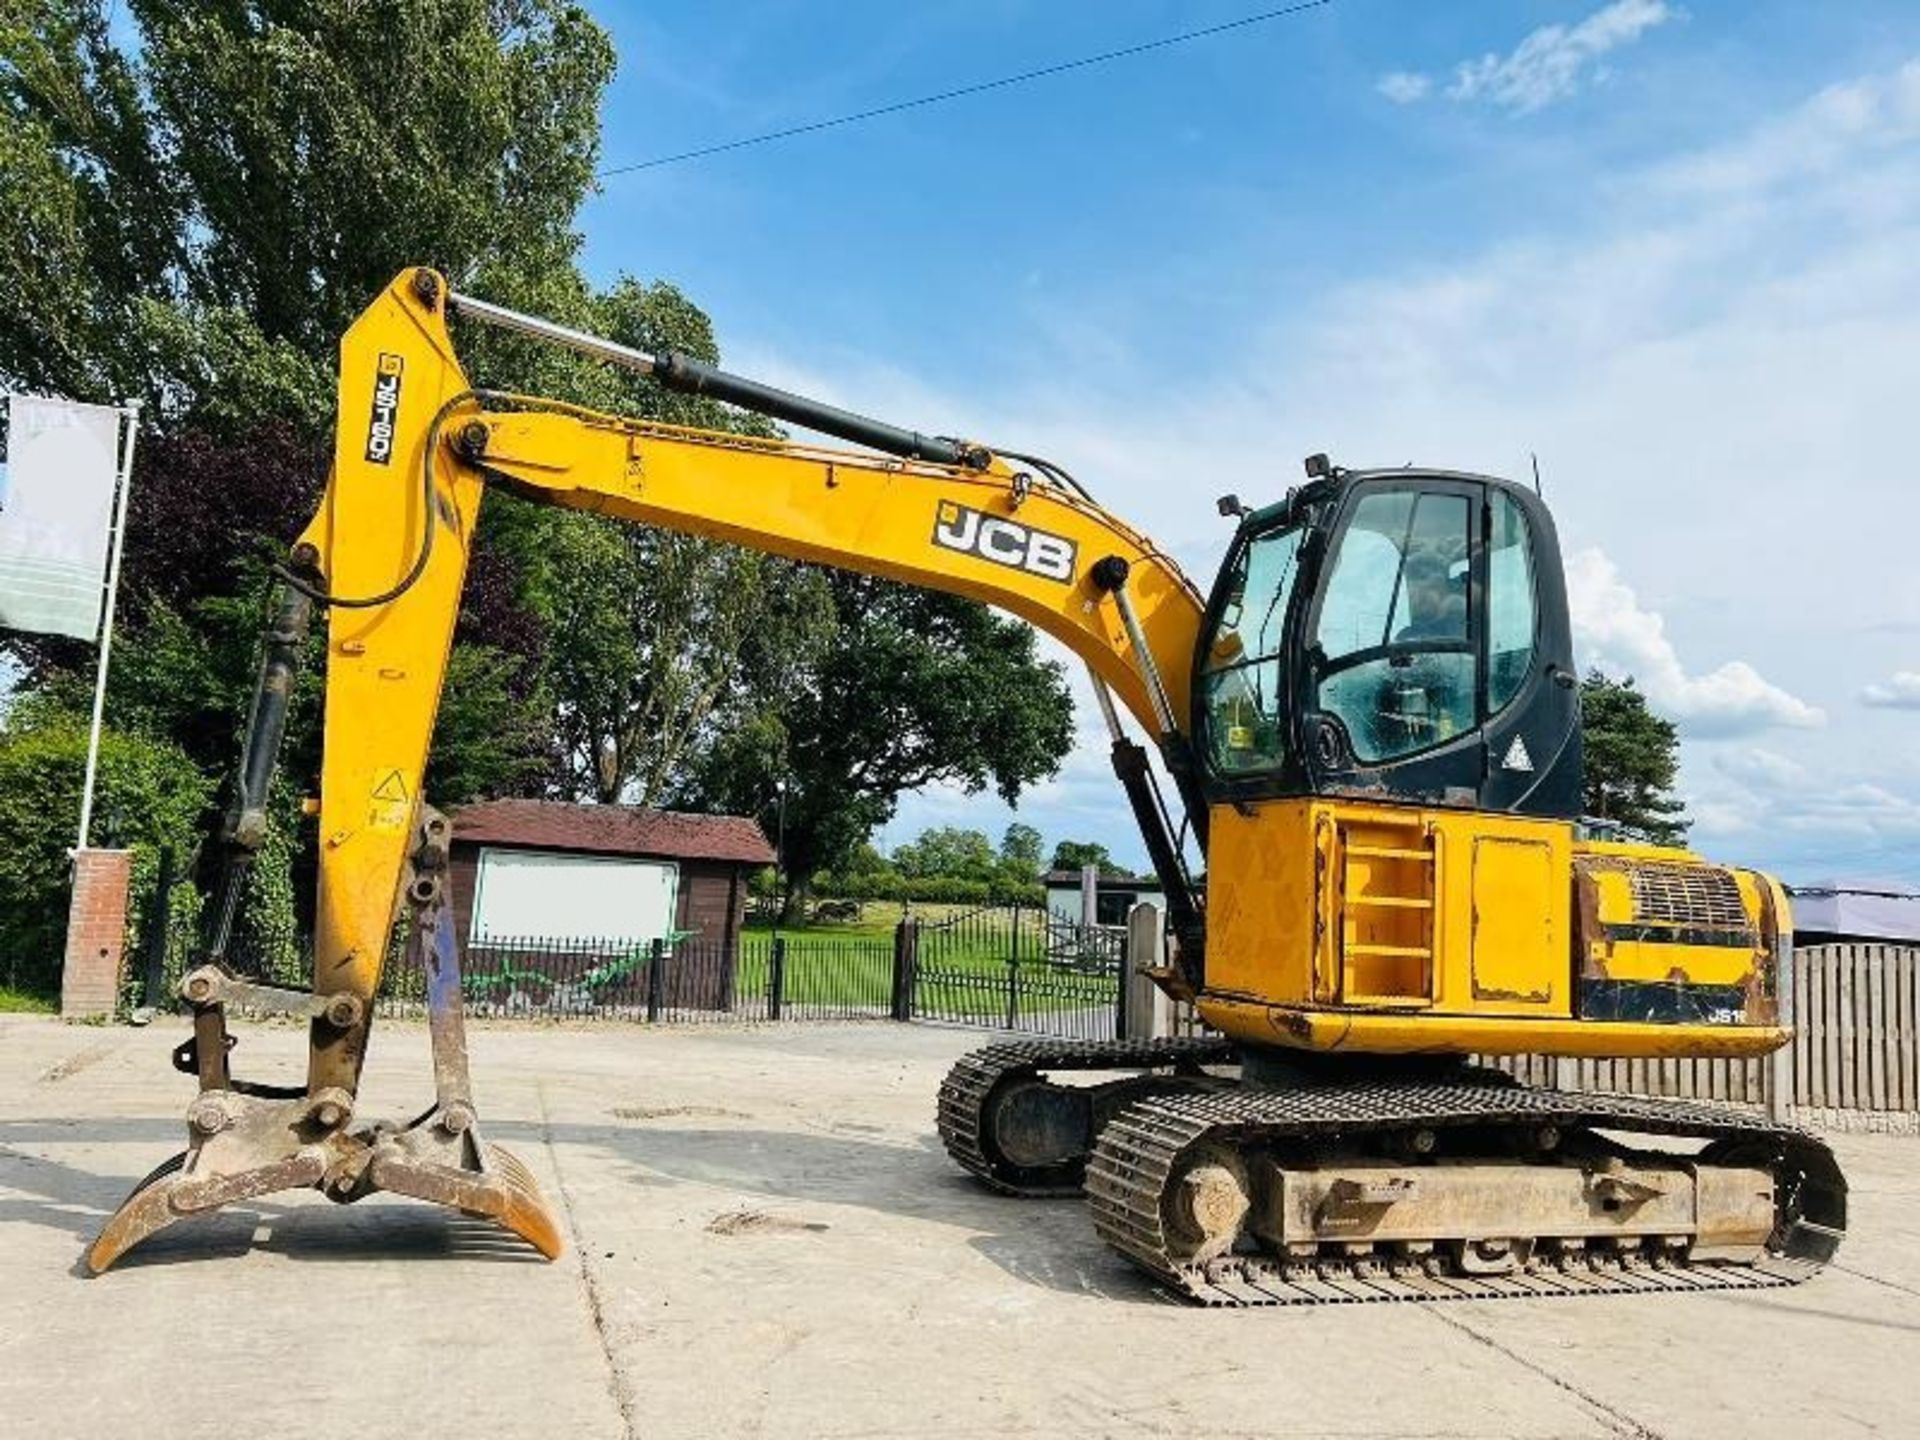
[
  {"left": 363, "top": 352, "right": 405, "bottom": 465},
  {"left": 932, "top": 502, "right": 1077, "bottom": 584}
]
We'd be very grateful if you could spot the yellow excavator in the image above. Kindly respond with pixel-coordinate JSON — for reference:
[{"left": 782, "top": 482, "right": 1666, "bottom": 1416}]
[{"left": 89, "top": 269, "right": 1845, "bottom": 1305}]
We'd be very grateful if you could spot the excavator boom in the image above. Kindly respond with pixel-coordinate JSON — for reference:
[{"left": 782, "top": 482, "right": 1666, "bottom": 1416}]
[{"left": 297, "top": 270, "right": 1203, "bottom": 1084}]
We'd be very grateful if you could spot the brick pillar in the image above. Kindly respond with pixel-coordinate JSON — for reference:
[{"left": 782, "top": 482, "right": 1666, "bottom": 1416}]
[{"left": 61, "top": 849, "right": 133, "bottom": 1019}]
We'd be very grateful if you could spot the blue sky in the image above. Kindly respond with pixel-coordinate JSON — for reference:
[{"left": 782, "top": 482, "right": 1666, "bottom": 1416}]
[{"left": 571, "top": 1, "right": 1920, "bottom": 887}]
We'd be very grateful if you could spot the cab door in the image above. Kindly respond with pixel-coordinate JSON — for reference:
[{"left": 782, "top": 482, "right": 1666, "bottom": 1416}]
[
  {"left": 1477, "top": 487, "right": 1581, "bottom": 816},
  {"left": 1299, "top": 480, "right": 1487, "bottom": 807}
]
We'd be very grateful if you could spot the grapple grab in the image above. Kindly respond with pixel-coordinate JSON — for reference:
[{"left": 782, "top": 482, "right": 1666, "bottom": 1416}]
[{"left": 88, "top": 806, "right": 562, "bottom": 1273}]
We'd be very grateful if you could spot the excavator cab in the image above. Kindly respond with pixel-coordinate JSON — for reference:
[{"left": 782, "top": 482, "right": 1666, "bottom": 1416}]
[{"left": 1197, "top": 463, "right": 1580, "bottom": 820}]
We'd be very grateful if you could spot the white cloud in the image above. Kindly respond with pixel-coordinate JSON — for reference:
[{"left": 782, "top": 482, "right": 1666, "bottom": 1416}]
[
  {"left": 1714, "top": 746, "right": 1809, "bottom": 790},
  {"left": 1689, "top": 746, "right": 1920, "bottom": 875},
  {"left": 1376, "top": 71, "right": 1431, "bottom": 105},
  {"left": 1450, "top": 0, "right": 1677, "bottom": 112},
  {"left": 1700, "top": 770, "right": 1920, "bottom": 843},
  {"left": 1383, "top": 2, "right": 1678, "bottom": 114},
  {"left": 1651, "top": 59, "right": 1920, "bottom": 197},
  {"left": 1687, "top": 756, "right": 1920, "bottom": 886},
  {"left": 1565, "top": 548, "right": 1824, "bottom": 735},
  {"left": 1862, "top": 671, "right": 1920, "bottom": 709}
]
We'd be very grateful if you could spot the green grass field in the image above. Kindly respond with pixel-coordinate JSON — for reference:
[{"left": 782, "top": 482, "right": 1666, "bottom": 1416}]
[
  {"left": 735, "top": 904, "right": 1118, "bottom": 1016},
  {"left": 743, "top": 900, "right": 1056, "bottom": 960},
  {"left": 741, "top": 898, "right": 995, "bottom": 940}
]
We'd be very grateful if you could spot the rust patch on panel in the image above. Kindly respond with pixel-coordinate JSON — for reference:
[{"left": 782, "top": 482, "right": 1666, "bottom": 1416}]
[{"left": 1573, "top": 869, "right": 1611, "bottom": 980}]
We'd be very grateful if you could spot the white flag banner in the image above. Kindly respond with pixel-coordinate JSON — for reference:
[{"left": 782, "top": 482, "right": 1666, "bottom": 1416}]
[{"left": 0, "top": 394, "right": 124, "bottom": 640}]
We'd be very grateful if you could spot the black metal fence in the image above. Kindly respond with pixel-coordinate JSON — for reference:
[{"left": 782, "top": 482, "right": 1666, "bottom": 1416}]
[
  {"left": 150, "top": 905, "right": 1128, "bottom": 1039},
  {"left": 911, "top": 905, "right": 1126, "bottom": 1039}
]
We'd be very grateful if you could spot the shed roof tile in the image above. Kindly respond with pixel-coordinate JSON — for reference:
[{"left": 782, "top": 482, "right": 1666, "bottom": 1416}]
[{"left": 451, "top": 800, "right": 775, "bottom": 865}]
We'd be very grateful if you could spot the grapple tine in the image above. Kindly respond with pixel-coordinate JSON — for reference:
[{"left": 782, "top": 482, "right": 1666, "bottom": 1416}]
[
  {"left": 363, "top": 1137, "right": 565, "bottom": 1259},
  {"left": 85, "top": 1094, "right": 336, "bottom": 1274},
  {"left": 86, "top": 1153, "right": 192, "bottom": 1275},
  {"left": 349, "top": 832, "right": 567, "bottom": 1260},
  {"left": 488, "top": 1145, "right": 567, "bottom": 1260}
]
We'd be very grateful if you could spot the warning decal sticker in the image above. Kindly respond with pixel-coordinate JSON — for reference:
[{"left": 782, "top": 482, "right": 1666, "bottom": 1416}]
[{"left": 368, "top": 768, "right": 411, "bottom": 831}]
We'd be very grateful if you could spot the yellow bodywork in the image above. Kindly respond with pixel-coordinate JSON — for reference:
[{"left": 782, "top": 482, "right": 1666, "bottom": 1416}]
[
  {"left": 297, "top": 269, "right": 1791, "bottom": 1088},
  {"left": 1197, "top": 799, "right": 1789, "bottom": 1059}
]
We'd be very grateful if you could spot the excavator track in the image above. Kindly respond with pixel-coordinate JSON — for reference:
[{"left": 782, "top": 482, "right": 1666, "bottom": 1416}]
[
  {"left": 937, "top": 1036, "right": 1236, "bottom": 1195},
  {"left": 1085, "top": 1074, "right": 1844, "bottom": 1307}
]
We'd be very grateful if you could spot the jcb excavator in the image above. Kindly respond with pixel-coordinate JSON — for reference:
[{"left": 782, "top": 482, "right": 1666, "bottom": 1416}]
[{"left": 89, "top": 269, "right": 1845, "bottom": 1305}]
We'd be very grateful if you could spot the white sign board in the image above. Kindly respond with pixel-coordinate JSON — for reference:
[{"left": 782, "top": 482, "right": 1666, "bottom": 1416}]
[
  {"left": 0, "top": 395, "right": 123, "bottom": 639},
  {"left": 471, "top": 848, "right": 680, "bottom": 946}
]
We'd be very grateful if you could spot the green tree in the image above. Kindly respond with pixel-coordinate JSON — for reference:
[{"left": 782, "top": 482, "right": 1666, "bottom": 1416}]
[
  {"left": 1049, "top": 839, "right": 1131, "bottom": 878},
  {"left": 687, "top": 575, "right": 1076, "bottom": 921},
  {"left": 536, "top": 516, "right": 835, "bottom": 804},
  {"left": 0, "top": 2, "right": 181, "bottom": 403},
  {"left": 1, "top": 0, "right": 614, "bottom": 422},
  {"left": 999, "top": 823, "right": 1045, "bottom": 874},
  {"left": 0, "top": 700, "right": 210, "bottom": 996},
  {"left": 893, "top": 827, "right": 1000, "bottom": 883},
  {"left": 1579, "top": 671, "right": 1690, "bottom": 846},
  {"left": 520, "top": 279, "right": 836, "bottom": 805}
]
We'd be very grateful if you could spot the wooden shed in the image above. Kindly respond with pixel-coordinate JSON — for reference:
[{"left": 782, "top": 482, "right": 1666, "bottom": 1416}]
[{"left": 447, "top": 799, "right": 774, "bottom": 955}]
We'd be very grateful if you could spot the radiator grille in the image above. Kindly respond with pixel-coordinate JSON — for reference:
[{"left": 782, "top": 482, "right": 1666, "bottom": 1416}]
[{"left": 1629, "top": 863, "right": 1749, "bottom": 929}]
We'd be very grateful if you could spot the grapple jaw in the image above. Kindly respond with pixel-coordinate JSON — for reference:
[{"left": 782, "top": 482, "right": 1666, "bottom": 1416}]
[
  {"left": 88, "top": 810, "right": 562, "bottom": 1274},
  {"left": 86, "top": 1095, "right": 562, "bottom": 1274}
]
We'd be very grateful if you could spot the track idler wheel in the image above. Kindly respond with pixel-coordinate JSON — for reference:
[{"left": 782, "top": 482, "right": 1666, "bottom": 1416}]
[{"left": 1164, "top": 1146, "right": 1252, "bottom": 1265}]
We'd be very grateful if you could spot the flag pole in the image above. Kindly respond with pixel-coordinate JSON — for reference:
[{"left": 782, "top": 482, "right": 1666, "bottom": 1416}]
[{"left": 75, "top": 401, "right": 141, "bottom": 853}]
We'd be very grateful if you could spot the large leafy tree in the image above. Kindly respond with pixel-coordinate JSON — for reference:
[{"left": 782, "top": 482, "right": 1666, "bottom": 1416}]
[
  {"left": 0, "top": 2, "right": 181, "bottom": 402},
  {"left": 0, "top": 0, "right": 620, "bottom": 785},
  {"left": 517, "top": 279, "right": 837, "bottom": 805},
  {"left": 1579, "top": 671, "right": 1690, "bottom": 847},
  {"left": 689, "top": 575, "right": 1075, "bottom": 920},
  {"left": 1, "top": 0, "right": 614, "bottom": 419},
  {"left": 540, "top": 517, "right": 835, "bottom": 804}
]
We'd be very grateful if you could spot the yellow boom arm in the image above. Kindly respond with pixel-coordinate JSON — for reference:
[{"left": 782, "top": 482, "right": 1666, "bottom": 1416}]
[{"left": 291, "top": 269, "right": 1202, "bottom": 1090}]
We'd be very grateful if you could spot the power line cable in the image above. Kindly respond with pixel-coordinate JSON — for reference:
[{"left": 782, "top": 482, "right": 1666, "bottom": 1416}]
[{"left": 599, "top": 1, "right": 1336, "bottom": 177}]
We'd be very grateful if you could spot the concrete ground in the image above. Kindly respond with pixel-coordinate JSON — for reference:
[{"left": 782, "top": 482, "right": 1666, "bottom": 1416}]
[{"left": 2, "top": 1014, "right": 1916, "bottom": 1440}]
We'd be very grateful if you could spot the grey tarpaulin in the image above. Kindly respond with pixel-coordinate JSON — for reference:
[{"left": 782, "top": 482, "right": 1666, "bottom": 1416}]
[{"left": 1788, "top": 881, "right": 1920, "bottom": 943}]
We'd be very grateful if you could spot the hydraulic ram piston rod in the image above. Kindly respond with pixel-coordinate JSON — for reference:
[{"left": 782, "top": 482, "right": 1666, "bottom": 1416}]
[{"left": 448, "top": 289, "right": 987, "bottom": 469}]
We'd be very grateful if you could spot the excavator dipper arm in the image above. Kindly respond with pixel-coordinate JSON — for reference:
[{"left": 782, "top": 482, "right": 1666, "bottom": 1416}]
[{"left": 89, "top": 267, "right": 1204, "bottom": 1271}]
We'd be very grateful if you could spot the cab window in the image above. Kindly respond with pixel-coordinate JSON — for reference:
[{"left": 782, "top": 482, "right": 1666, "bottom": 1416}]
[
  {"left": 1201, "top": 524, "right": 1303, "bottom": 775},
  {"left": 1488, "top": 490, "right": 1536, "bottom": 712},
  {"left": 1313, "top": 489, "right": 1476, "bottom": 765}
]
